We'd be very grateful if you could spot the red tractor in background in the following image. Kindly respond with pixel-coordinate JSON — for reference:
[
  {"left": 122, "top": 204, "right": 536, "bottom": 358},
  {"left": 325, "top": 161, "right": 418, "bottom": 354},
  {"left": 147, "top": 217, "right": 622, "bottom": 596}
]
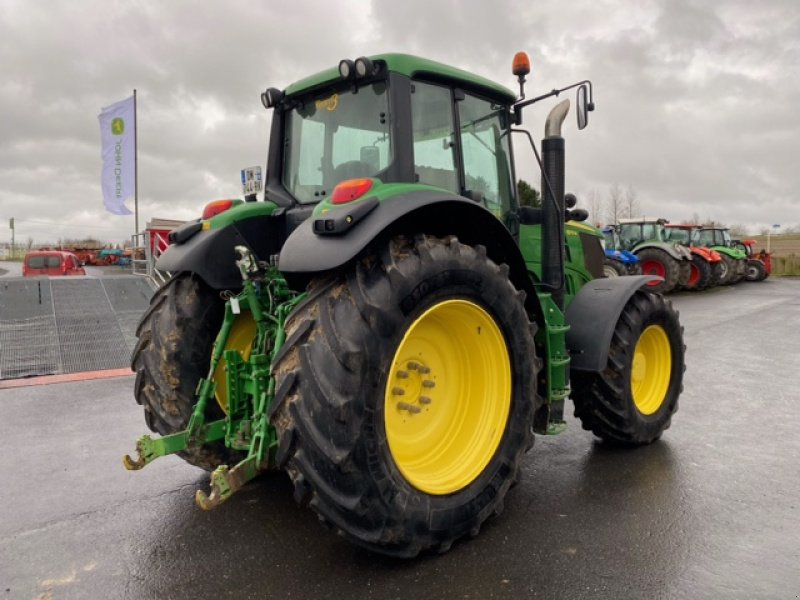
[
  {"left": 735, "top": 239, "right": 771, "bottom": 281},
  {"left": 664, "top": 224, "right": 723, "bottom": 291}
]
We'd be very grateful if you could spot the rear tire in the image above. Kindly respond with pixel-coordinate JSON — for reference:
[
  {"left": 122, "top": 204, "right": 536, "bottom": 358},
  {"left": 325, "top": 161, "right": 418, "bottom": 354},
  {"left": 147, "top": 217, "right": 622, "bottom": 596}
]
[
  {"left": 677, "top": 259, "right": 692, "bottom": 289},
  {"left": 717, "top": 254, "right": 736, "bottom": 285},
  {"left": 132, "top": 273, "right": 244, "bottom": 471},
  {"left": 636, "top": 248, "right": 680, "bottom": 294},
  {"left": 571, "top": 291, "right": 684, "bottom": 444},
  {"left": 687, "top": 255, "right": 712, "bottom": 291},
  {"left": 271, "top": 235, "right": 539, "bottom": 557}
]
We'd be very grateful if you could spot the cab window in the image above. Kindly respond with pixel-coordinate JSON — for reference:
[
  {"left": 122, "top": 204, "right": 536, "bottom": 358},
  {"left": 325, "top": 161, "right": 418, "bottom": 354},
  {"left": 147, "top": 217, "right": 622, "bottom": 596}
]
[
  {"left": 459, "top": 93, "right": 515, "bottom": 219},
  {"left": 410, "top": 81, "right": 458, "bottom": 194}
]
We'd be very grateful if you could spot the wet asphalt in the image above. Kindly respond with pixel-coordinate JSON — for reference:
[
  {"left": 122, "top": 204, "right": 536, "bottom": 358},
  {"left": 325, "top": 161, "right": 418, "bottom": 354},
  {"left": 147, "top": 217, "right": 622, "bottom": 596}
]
[{"left": 1, "top": 278, "right": 799, "bottom": 599}]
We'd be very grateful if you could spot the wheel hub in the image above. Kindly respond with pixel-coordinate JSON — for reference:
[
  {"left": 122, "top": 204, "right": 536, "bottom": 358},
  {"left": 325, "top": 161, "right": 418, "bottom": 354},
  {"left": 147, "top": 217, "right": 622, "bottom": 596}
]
[
  {"left": 384, "top": 299, "right": 511, "bottom": 495},
  {"left": 631, "top": 325, "right": 671, "bottom": 415}
]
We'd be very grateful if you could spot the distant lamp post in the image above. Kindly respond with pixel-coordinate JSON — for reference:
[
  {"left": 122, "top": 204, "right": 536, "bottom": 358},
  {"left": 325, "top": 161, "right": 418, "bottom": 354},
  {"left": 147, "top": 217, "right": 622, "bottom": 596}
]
[{"left": 767, "top": 224, "right": 780, "bottom": 253}]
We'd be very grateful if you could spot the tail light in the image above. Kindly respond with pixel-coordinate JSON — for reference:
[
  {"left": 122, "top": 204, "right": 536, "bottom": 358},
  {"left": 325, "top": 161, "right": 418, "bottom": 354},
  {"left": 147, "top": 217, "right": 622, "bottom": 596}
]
[
  {"left": 331, "top": 179, "right": 373, "bottom": 205},
  {"left": 202, "top": 199, "right": 238, "bottom": 220}
]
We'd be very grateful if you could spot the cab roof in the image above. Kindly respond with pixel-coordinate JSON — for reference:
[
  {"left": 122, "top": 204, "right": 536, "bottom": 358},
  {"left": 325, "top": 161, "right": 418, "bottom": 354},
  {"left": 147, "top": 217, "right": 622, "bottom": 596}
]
[{"left": 284, "top": 53, "right": 517, "bottom": 103}]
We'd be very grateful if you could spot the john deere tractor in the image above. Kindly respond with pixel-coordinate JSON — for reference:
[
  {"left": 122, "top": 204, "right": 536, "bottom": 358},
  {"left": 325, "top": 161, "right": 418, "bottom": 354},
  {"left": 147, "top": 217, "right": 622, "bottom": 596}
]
[{"left": 125, "top": 53, "right": 685, "bottom": 557}]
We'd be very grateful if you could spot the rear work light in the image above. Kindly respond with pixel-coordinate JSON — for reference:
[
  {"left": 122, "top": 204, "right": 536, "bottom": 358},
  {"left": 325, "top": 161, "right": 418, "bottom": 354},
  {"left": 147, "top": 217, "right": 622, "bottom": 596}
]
[
  {"left": 331, "top": 179, "right": 373, "bottom": 205},
  {"left": 202, "top": 199, "right": 237, "bottom": 220}
]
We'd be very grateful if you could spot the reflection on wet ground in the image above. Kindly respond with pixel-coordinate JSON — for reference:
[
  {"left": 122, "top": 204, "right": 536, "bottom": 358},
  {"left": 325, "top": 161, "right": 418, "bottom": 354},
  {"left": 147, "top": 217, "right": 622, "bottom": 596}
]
[{"left": 1, "top": 280, "right": 799, "bottom": 599}]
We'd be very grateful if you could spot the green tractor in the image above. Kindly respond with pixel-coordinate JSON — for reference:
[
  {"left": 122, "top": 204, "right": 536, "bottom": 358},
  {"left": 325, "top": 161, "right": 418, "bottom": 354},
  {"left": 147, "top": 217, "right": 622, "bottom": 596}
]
[
  {"left": 125, "top": 53, "right": 685, "bottom": 557},
  {"left": 691, "top": 227, "right": 747, "bottom": 284},
  {"left": 614, "top": 218, "right": 694, "bottom": 294}
]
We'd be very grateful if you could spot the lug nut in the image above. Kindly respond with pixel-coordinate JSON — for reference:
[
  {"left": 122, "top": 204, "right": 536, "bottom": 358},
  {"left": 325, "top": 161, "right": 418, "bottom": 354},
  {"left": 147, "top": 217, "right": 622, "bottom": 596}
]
[
  {"left": 422, "top": 380, "right": 435, "bottom": 389},
  {"left": 396, "top": 371, "right": 409, "bottom": 379},
  {"left": 407, "top": 361, "right": 421, "bottom": 371},
  {"left": 397, "top": 402, "right": 421, "bottom": 414},
  {"left": 418, "top": 366, "right": 431, "bottom": 374},
  {"left": 419, "top": 396, "right": 432, "bottom": 405},
  {"left": 391, "top": 387, "right": 405, "bottom": 396}
]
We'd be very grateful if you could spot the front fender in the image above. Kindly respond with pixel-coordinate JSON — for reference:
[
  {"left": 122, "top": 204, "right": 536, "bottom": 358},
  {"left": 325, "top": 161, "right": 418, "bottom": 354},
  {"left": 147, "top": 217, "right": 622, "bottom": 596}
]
[{"left": 565, "top": 275, "right": 661, "bottom": 373}]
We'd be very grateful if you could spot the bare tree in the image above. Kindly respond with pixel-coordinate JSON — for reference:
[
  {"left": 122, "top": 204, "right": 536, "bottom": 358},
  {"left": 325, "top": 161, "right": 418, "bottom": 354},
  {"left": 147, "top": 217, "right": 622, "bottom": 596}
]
[
  {"left": 605, "top": 182, "right": 623, "bottom": 225},
  {"left": 623, "top": 184, "right": 639, "bottom": 219},
  {"left": 682, "top": 212, "right": 701, "bottom": 225},
  {"left": 587, "top": 189, "right": 603, "bottom": 226}
]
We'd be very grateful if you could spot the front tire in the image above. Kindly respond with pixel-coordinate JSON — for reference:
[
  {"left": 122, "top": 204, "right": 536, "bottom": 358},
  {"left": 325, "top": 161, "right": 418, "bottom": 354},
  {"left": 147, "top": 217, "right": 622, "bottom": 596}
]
[
  {"left": 271, "top": 235, "right": 539, "bottom": 557},
  {"left": 571, "top": 291, "right": 685, "bottom": 445},
  {"left": 603, "top": 258, "right": 627, "bottom": 278}
]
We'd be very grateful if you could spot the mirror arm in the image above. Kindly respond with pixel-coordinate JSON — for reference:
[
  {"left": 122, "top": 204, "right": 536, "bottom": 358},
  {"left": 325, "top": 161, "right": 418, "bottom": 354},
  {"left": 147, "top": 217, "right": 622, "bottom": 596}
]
[{"left": 514, "top": 80, "right": 594, "bottom": 112}]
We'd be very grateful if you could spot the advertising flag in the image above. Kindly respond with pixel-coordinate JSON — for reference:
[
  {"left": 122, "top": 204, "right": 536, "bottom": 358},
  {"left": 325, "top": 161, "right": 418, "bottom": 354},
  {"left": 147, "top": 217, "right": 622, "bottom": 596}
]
[{"left": 98, "top": 95, "right": 135, "bottom": 215}]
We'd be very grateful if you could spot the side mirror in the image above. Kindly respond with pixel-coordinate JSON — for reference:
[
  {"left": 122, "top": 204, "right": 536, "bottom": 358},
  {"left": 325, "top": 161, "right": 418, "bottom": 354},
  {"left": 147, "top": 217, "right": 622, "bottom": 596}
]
[
  {"left": 576, "top": 84, "right": 591, "bottom": 130},
  {"left": 566, "top": 208, "right": 589, "bottom": 222}
]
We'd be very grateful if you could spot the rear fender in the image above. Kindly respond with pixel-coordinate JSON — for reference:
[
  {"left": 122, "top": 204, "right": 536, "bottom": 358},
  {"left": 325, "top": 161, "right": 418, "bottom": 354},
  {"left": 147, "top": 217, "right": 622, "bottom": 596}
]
[
  {"left": 157, "top": 203, "right": 285, "bottom": 289},
  {"left": 633, "top": 241, "right": 687, "bottom": 262},
  {"left": 565, "top": 275, "right": 660, "bottom": 373},
  {"left": 279, "top": 189, "right": 540, "bottom": 317}
]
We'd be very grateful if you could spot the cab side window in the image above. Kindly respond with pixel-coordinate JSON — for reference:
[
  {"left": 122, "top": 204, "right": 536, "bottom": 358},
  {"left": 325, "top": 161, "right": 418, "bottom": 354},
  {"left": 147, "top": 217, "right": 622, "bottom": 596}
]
[
  {"left": 410, "top": 81, "right": 458, "bottom": 194},
  {"left": 459, "top": 93, "right": 514, "bottom": 219}
]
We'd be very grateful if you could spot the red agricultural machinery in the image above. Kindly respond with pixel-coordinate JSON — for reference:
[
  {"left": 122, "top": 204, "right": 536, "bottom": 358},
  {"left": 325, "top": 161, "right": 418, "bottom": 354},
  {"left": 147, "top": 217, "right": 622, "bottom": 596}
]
[
  {"left": 735, "top": 239, "right": 771, "bottom": 281},
  {"left": 664, "top": 224, "right": 723, "bottom": 291}
]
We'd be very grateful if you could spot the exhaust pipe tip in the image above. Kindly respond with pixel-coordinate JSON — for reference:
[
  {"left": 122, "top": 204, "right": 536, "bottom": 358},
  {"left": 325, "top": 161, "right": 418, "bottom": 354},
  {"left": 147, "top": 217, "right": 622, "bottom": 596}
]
[{"left": 544, "top": 99, "right": 571, "bottom": 138}]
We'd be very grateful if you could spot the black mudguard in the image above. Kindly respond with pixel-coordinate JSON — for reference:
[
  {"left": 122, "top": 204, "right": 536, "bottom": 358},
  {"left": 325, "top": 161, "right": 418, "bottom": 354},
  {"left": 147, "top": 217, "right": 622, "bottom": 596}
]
[
  {"left": 157, "top": 213, "right": 286, "bottom": 289},
  {"left": 278, "top": 190, "right": 536, "bottom": 313},
  {"left": 632, "top": 241, "right": 686, "bottom": 261},
  {"left": 565, "top": 275, "right": 661, "bottom": 373}
]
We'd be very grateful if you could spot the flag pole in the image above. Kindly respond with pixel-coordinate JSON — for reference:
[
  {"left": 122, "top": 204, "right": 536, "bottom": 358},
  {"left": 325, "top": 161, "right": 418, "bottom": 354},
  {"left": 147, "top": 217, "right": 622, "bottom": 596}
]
[{"left": 134, "top": 88, "right": 139, "bottom": 237}]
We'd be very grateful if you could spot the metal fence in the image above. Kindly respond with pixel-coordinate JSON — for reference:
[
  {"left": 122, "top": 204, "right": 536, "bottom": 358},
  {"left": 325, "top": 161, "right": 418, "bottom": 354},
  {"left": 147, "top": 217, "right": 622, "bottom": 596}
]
[{"left": 0, "top": 276, "right": 154, "bottom": 379}]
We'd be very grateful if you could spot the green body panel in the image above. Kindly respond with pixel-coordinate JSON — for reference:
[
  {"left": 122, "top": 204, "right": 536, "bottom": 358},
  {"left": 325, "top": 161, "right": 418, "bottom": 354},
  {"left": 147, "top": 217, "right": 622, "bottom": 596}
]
[
  {"left": 519, "top": 220, "right": 600, "bottom": 310},
  {"left": 206, "top": 200, "right": 279, "bottom": 230},
  {"left": 285, "top": 53, "right": 516, "bottom": 102},
  {"left": 710, "top": 246, "right": 746, "bottom": 260}
]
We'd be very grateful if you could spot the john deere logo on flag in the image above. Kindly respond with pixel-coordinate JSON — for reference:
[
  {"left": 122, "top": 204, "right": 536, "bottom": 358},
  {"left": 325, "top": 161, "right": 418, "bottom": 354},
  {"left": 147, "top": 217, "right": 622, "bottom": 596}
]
[{"left": 111, "top": 117, "right": 125, "bottom": 135}]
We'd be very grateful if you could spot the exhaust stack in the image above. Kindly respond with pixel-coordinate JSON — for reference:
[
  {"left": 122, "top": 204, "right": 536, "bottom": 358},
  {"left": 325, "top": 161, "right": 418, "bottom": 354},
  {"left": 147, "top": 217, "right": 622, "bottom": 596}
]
[{"left": 541, "top": 99, "right": 570, "bottom": 309}]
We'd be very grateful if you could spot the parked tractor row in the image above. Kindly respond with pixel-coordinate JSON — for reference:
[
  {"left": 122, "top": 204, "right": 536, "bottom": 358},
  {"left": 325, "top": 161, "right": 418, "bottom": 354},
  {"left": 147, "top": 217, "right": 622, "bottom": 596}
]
[{"left": 601, "top": 218, "right": 772, "bottom": 293}]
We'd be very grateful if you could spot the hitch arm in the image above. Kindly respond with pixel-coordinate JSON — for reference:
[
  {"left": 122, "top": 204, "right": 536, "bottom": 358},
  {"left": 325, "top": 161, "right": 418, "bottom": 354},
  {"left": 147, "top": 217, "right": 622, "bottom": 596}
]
[{"left": 123, "top": 420, "right": 226, "bottom": 470}]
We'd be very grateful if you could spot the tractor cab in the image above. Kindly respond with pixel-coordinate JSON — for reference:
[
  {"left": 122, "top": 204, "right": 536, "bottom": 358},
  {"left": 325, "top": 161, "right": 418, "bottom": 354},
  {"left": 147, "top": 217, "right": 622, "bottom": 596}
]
[
  {"left": 692, "top": 227, "right": 733, "bottom": 248},
  {"left": 617, "top": 218, "right": 671, "bottom": 250},
  {"left": 262, "top": 55, "right": 524, "bottom": 230}
]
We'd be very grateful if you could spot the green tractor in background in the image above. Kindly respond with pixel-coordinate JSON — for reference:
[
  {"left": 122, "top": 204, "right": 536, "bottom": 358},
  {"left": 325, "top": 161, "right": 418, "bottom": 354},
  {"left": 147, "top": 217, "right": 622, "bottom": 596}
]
[
  {"left": 125, "top": 53, "right": 685, "bottom": 557},
  {"left": 691, "top": 227, "right": 747, "bottom": 284},
  {"left": 614, "top": 217, "right": 693, "bottom": 294}
]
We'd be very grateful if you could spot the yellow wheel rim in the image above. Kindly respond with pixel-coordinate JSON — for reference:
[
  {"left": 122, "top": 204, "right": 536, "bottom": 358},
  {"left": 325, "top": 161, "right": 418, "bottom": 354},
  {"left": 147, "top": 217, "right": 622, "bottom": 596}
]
[
  {"left": 631, "top": 325, "right": 672, "bottom": 415},
  {"left": 213, "top": 313, "right": 257, "bottom": 413},
  {"left": 384, "top": 299, "right": 511, "bottom": 495}
]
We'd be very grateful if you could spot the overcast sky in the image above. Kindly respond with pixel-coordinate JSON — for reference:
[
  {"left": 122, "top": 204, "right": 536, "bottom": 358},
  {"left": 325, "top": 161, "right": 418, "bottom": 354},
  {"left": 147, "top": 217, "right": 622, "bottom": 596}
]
[{"left": 1, "top": 0, "right": 798, "bottom": 246}]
